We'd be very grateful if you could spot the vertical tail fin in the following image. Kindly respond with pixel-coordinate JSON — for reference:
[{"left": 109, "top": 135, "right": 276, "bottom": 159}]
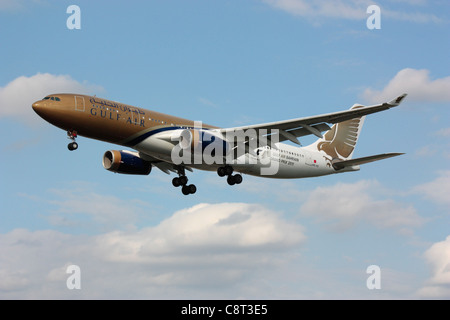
[{"left": 306, "top": 105, "right": 366, "bottom": 161}]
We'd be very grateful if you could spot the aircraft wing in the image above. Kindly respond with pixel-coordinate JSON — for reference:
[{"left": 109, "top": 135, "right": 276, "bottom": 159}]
[{"left": 219, "top": 94, "right": 407, "bottom": 145}]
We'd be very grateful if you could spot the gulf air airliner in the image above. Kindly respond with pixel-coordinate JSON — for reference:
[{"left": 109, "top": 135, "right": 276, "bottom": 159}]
[{"left": 32, "top": 93, "right": 406, "bottom": 195}]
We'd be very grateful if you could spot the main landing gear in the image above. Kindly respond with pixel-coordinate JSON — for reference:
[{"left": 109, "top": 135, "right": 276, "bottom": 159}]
[
  {"left": 217, "top": 165, "right": 243, "bottom": 186},
  {"left": 67, "top": 130, "right": 78, "bottom": 151},
  {"left": 172, "top": 166, "right": 197, "bottom": 195}
]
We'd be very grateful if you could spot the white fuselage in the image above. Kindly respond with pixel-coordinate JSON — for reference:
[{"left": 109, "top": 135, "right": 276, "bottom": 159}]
[
  {"left": 134, "top": 135, "right": 358, "bottom": 179},
  {"left": 230, "top": 143, "right": 358, "bottom": 179}
]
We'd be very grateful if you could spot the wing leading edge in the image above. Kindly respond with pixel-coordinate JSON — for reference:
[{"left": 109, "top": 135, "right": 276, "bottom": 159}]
[{"left": 219, "top": 94, "right": 407, "bottom": 144}]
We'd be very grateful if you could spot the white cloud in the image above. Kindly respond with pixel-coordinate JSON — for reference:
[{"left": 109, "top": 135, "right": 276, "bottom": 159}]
[
  {"left": 97, "top": 202, "right": 305, "bottom": 262},
  {"left": 414, "top": 145, "right": 438, "bottom": 158},
  {"left": 48, "top": 188, "right": 145, "bottom": 231},
  {"left": 262, "top": 0, "right": 443, "bottom": 24},
  {"left": 0, "top": 202, "right": 305, "bottom": 299},
  {"left": 417, "top": 235, "right": 450, "bottom": 298},
  {"left": 389, "top": 0, "right": 427, "bottom": 5},
  {"left": 263, "top": 0, "right": 370, "bottom": 20},
  {"left": 0, "top": 73, "right": 103, "bottom": 124},
  {"left": 413, "top": 171, "right": 450, "bottom": 207},
  {"left": 22, "top": 182, "right": 151, "bottom": 232},
  {"left": 383, "top": 9, "right": 442, "bottom": 24},
  {"left": 435, "top": 128, "right": 450, "bottom": 137},
  {"left": 362, "top": 68, "right": 450, "bottom": 104},
  {"left": 0, "top": 0, "right": 48, "bottom": 11},
  {"left": 300, "top": 180, "right": 423, "bottom": 233},
  {"left": 0, "top": 0, "right": 22, "bottom": 10}
]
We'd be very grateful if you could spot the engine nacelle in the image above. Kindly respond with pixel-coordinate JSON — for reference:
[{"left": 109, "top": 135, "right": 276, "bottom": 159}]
[{"left": 102, "top": 150, "right": 152, "bottom": 175}]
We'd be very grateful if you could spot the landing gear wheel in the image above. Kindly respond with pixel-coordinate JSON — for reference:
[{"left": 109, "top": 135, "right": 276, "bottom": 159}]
[
  {"left": 188, "top": 184, "right": 197, "bottom": 194},
  {"left": 233, "top": 174, "right": 243, "bottom": 184},
  {"left": 226, "top": 174, "right": 243, "bottom": 185},
  {"left": 224, "top": 165, "right": 233, "bottom": 176},
  {"left": 219, "top": 165, "right": 243, "bottom": 186},
  {"left": 172, "top": 177, "right": 181, "bottom": 187},
  {"left": 218, "top": 165, "right": 234, "bottom": 177},
  {"left": 182, "top": 184, "right": 197, "bottom": 195},
  {"left": 67, "top": 130, "right": 78, "bottom": 151},
  {"left": 173, "top": 166, "right": 196, "bottom": 195},
  {"left": 179, "top": 175, "right": 188, "bottom": 186},
  {"left": 217, "top": 167, "right": 226, "bottom": 177},
  {"left": 68, "top": 142, "right": 78, "bottom": 151},
  {"left": 182, "top": 185, "right": 190, "bottom": 195}
]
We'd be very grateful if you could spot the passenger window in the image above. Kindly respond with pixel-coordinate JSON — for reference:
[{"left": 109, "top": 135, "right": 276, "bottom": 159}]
[{"left": 55, "top": 97, "right": 61, "bottom": 101}]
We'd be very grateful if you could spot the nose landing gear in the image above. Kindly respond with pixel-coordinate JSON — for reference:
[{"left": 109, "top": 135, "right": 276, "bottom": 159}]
[{"left": 67, "top": 130, "right": 78, "bottom": 151}]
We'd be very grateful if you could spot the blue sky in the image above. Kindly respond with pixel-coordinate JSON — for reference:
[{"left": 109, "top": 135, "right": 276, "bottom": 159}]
[{"left": 0, "top": 0, "right": 449, "bottom": 299}]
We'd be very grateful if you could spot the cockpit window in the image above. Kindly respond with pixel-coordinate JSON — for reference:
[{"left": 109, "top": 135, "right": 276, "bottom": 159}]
[{"left": 44, "top": 96, "right": 61, "bottom": 101}]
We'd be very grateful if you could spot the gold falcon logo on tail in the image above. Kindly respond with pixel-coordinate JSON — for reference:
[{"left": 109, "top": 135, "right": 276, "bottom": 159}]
[{"left": 316, "top": 105, "right": 365, "bottom": 161}]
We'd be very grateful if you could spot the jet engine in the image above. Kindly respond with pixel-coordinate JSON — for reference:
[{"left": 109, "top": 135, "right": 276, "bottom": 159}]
[{"left": 102, "top": 150, "right": 152, "bottom": 175}]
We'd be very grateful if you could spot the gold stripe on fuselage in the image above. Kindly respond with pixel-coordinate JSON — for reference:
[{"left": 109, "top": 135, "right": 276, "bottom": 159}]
[{"left": 34, "top": 93, "right": 218, "bottom": 146}]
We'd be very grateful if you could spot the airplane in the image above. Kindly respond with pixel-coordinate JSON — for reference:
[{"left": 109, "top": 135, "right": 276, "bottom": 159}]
[{"left": 32, "top": 93, "right": 406, "bottom": 195}]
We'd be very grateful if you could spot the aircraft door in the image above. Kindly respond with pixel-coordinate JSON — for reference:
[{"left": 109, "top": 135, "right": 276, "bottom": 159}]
[
  {"left": 75, "top": 96, "right": 85, "bottom": 112},
  {"left": 305, "top": 151, "right": 313, "bottom": 166},
  {"left": 128, "top": 107, "right": 138, "bottom": 125}
]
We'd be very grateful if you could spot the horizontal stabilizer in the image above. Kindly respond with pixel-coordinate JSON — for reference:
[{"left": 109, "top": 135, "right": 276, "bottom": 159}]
[{"left": 332, "top": 153, "right": 404, "bottom": 170}]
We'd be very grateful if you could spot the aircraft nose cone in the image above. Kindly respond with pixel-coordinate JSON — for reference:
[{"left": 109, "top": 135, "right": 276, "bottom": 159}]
[
  {"left": 32, "top": 100, "right": 50, "bottom": 120},
  {"left": 32, "top": 101, "right": 42, "bottom": 111},
  {"left": 32, "top": 100, "right": 48, "bottom": 117}
]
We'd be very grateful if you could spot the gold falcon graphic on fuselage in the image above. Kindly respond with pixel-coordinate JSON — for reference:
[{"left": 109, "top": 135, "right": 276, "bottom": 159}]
[{"left": 32, "top": 93, "right": 406, "bottom": 195}]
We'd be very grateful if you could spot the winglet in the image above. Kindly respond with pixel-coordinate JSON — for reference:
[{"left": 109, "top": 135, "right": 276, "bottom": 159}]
[{"left": 387, "top": 93, "right": 407, "bottom": 107}]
